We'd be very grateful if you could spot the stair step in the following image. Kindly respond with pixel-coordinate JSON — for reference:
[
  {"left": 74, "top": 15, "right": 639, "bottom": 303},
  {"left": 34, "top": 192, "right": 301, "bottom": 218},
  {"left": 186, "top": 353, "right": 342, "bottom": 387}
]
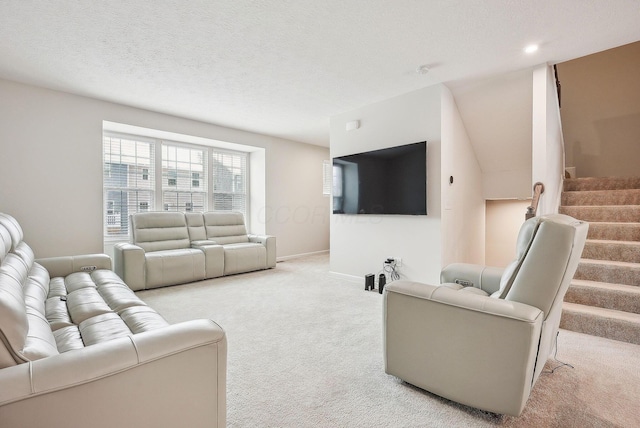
[
  {"left": 564, "top": 176, "right": 640, "bottom": 191},
  {"left": 587, "top": 222, "right": 640, "bottom": 241},
  {"left": 583, "top": 239, "right": 640, "bottom": 263},
  {"left": 565, "top": 280, "right": 640, "bottom": 314},
  {"left": 561, "top": 189, "right": 640, "bottom": 206},
  {"left": 559, "top": 205, "right": 640, "bottom": 222},
  {"left": 575, "top": 259, "right": 640, "bottom": 286},
  {"left": 560, "top": 176, "right": 640, "bottom": 345},
  {"left": 561, "top": 302, "right": 640, "bottom": 345}
]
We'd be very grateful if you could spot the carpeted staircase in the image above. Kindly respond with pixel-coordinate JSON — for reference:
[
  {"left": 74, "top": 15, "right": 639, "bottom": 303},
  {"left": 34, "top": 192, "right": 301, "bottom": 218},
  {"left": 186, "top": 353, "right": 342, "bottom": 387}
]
[{"left": 559, "top": 176, "right": 640, "bottom": 345}]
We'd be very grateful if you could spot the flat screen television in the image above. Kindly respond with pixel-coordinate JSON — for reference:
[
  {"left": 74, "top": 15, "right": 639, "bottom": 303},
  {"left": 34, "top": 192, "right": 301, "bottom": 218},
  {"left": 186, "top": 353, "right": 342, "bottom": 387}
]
[{"left": 332, "top": 141, "right": 427, "bottom": 215}]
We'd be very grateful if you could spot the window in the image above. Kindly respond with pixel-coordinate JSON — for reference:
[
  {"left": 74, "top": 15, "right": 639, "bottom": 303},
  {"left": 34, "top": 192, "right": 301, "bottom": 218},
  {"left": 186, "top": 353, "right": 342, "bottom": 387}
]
[
  {"left": 167, "top": 170, "right": 177, "bottom": 186},
  {"left": 103, "top": 132, "right": 248, "bottom": 243},
  {"left": 103, "top": 135, "right": 155, "bottom": 238},
  {"left": 162, "top": 144, "right": 207, "bottom": 213},
  {"left": 323, "top": 160, "right": 332, "bottom": 196},
  {"left": 332, "top": 164, "right": 344, "bottom": 212},
  {"left": 212, "top": 150, "right": 247, "bottom": 214}
]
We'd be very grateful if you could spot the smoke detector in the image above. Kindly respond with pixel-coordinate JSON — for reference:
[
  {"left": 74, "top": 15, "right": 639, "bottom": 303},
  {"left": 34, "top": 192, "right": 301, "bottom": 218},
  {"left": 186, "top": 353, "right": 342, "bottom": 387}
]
[{"left": 416, "top": 65, "right": 430, "bottom": 74}]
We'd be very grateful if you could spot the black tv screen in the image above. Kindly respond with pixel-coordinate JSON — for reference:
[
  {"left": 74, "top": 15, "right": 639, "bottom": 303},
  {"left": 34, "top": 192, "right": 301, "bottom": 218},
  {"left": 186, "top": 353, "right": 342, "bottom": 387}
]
[{"left": 332, "top": 141, "right": 427, "bottom": 215}]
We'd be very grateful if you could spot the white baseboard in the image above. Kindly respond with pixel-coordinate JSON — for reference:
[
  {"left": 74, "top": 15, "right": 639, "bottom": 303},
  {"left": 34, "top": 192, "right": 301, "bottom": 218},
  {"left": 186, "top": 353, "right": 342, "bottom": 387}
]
[
  {"left": 328, "top": 271, "right": 362, "bottom": 284},
  {"left": 276, "top": 251, "right": 363, "bottom": 285},
  {"left": 276, "top": 249, "right": 329, "bottom": 262}
]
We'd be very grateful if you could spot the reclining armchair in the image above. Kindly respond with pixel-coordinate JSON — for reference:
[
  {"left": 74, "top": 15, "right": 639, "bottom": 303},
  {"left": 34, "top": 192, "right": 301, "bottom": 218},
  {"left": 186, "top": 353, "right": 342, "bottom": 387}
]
[{"left": 383, "top": 214, "right": 588, "bottom": 416}]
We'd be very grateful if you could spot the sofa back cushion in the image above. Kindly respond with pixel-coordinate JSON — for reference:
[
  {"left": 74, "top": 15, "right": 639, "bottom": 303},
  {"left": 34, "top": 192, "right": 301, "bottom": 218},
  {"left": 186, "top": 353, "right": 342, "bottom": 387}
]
[
  {"left": 0, "top": 217, "right": 59, "bottom": 369},
  {"left": 0, "top": 223, "right": 27, "bottom": 369},
  {"left": 0, "top": 223, "right": 10, "bottom": 263},
  {"left": 185, "top": 212, "right": 207, "bottom": 241},
  {"left": 490, "top": 217, "right": 541, "bottom": 299},
  {"left": 505, "top": 214, "right": 588, "bottom": 318},
  {"left": 131, "top": 212, "right": 191, "bottom": 252},
  {"left": 0, "top": 255, "right": 29, "bottom": 368},
  {"left": 203, "top": 212, "right": 249, "bottom": 245},
  {"left": 0, "top": 212, "right": 24, "bottom": 252}
]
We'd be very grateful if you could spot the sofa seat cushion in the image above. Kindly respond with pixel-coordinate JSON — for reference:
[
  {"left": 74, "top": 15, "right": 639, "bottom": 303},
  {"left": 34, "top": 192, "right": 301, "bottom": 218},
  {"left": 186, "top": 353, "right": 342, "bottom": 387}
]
[
  {"left": 223, "top": 243, "right": 267, "bottom": 275},
  {"left": 45, "top": 269, "right": 170, "bottom": 352},
  {"left": 120, "top": 306, "right": 172, "bottom": 332},
  {"left": 213, "top": 234, "right": 249, "bottom": 245},
  {"left": 145, "top": 248, "right": 206, "bottom": 288}
]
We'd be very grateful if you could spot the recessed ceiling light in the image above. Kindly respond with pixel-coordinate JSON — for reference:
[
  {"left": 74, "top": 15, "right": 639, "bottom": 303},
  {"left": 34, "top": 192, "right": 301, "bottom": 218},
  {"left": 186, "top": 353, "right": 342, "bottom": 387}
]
[{"left": 524, "top": 44, "right": 539, "bottom": 54}]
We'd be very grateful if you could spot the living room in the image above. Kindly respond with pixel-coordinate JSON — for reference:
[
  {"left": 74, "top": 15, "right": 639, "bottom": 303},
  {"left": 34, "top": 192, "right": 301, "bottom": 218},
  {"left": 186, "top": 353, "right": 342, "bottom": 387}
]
[{"left": 1, "top": 2, "right": 639, "bottom": 427}]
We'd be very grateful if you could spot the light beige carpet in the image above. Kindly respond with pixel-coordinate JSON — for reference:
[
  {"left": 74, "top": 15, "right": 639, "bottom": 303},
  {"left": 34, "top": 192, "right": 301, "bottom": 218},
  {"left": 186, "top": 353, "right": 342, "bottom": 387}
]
[
  {"left": 137, "top": 253, "right": 640, "bottom": 427},
  {"left": 560, "top": 176, "right": 640, "bottom": 345}
]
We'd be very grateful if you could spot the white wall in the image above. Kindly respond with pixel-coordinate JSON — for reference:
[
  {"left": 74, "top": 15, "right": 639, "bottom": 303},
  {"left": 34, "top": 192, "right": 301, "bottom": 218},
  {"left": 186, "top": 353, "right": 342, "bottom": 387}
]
[
  {"left": 449, "top": 69, "right": 533, "bottom": 200},
  {"left": 485, "top": 199, "right": 532, "bottom": 267},
  {"left": 0, "top": 79, "right": 329, "bottom": 258},
  {"left": 440, "top": 87, "right": 485, "bottom": 266},
  {"left": 329, "top": 86, "right": 443, "bottom": 284},
  {"left": 532, "top": 65, "right": 564, "bottom": 215},
  {"left": 482, "top": 170, "right": 532, "bottom": 200}
]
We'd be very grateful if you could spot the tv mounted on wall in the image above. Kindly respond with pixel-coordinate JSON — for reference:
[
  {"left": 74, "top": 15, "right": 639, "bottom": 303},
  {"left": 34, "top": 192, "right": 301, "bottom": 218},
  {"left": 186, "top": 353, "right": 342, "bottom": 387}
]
[{"left": 332, "top": 141, "right": 427, "bottom": 215}]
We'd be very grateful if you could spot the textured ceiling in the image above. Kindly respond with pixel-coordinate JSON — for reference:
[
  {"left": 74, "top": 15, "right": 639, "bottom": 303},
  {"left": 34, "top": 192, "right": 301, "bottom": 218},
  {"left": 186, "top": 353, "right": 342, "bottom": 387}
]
[{"left": 0, "top": 1, "right": 639, "bottom": 147}]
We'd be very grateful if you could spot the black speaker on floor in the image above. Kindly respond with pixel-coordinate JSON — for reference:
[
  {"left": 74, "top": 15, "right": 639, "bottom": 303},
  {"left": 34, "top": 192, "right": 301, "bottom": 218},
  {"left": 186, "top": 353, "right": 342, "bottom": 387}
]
[
  {"left": 365, "top": 274, "right": 374, "bottom": 291},
  {"left": 378, "top": 273, "right": 386, "bottom": 294}
]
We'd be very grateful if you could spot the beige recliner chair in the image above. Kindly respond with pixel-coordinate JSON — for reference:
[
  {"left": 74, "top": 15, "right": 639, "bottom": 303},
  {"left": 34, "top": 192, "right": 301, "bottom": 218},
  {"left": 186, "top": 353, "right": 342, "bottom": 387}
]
[{"left": 383, "top": 214, "right": 588, "bottom": 416}]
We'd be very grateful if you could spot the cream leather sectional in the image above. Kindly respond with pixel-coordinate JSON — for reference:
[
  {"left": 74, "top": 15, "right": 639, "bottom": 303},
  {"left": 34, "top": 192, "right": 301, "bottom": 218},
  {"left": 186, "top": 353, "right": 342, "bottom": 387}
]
[
  {"left": 0, "top": 212, "right": 226, "bottom": 427},
  {"left": 114, "top": 211, "right": 276, "bottom": 291}
]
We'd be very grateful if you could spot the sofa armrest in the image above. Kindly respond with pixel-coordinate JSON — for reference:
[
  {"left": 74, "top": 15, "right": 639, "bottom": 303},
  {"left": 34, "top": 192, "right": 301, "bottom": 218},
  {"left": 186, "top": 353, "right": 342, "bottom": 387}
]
[
  {"left": 113, "top": 243, "right": 146, "bottom": 291},
  {"left": 248, "top": 234, "right": 276, "bottom": 268},
  {"left": 0, "top": 319, "right": 227, "bottom": 428},
  {"left": 383, "top": 281, "right": 542, "bottom": 416},
  {"left": 35, "top": 254, "right": 112, "bottom": 278},
  {"left": 440, "top": 262, "right": 504, "bottom": 294}
]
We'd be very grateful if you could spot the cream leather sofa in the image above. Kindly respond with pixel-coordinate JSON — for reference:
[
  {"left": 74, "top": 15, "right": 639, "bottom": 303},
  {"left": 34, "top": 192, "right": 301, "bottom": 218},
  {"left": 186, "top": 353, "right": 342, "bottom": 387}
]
[
  {"left": 384, "top": 214, "right": 588, "bottom": 416},
  {"left": 114, "top": 211, "right": 275, "bottom": 290},
  {"left": 0, "top": 213, "right": 226, "bottom": 427}
]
